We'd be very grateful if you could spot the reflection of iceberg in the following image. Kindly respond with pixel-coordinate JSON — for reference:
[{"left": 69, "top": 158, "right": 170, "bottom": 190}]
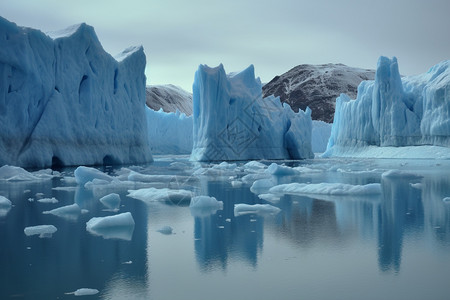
[{"left": 86, "top": 212, "right": 135, "bottom": 241}]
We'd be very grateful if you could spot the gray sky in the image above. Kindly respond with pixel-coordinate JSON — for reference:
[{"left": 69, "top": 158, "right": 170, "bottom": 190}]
[{"left": 1, "top": 0, "right": 449, "bottom": 91}]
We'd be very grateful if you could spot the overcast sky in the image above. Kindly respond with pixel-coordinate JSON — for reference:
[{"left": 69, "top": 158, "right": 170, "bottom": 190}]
[{"left": 1, "top": 0, "right": 449, "bottom": 91}]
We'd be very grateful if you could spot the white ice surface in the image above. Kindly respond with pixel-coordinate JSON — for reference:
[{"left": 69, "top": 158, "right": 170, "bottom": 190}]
[
  {"left": 86, "top": 212, "right": 135, "bottom": 241},
  {"left": 24, "top": 225, "right": 57, "bottom": 238},
  {"left": 234, "top": 203, "right": 281, "bottom": 216},
  {"left": 99, "top": 193, "right": 121, "bottom": 211},
  {"left": 127, "top": 187, "right": 193, "bottom": 203},
  {"left": 43, "top": 203, "right": 81, "bottom": 220},
  {"left": 0, "top": 195, "right": 12, "bottom": 217},
  {"left": 269, "top": 182, "right": 382, "bottom": 196}
]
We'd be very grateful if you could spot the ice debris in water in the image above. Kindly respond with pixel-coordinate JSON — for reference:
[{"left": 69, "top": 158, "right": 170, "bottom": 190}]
[
  {"left": 65, "top": 288, "right": 99, "bottom": 296},
  {"left": 0, "top": 195, "right": 12, "bottom": 217},
  {"left": 157, "top": 226, "right": 173, "bottom": 235},
  {"left": 127, "top": 188, "right": 193, "bottom": 203},
  {"left": 99, "top": 193, "right": 121, "bottom": 211},
  {"left": 189, "top": 196, "right": 223, "bottom": 217},
  {"left": 24, "top": 225, "right": 57, "bottom": 238},
  {"left": 250, "top": 178, "right": 278, "bottom": 194},
  {"left": 269, "top": 182, "right": 382, "bottom": 196},
  {"left": 234, "top": 204, "right": 281, "bottom": 217},
  {"left": 0, "top": 165, "right": 55, "bottom": 181},
  {"left": 37, "top": 197, "right": 59, "bottom": 204},
  {"left": 381, "top": 169, "right": 423, "bottom": 179},
  {"left": 43, "top": 203, "right": 81, "bottom": 220},
  {"left": 74, "top": 166, "right": 113, "bottom": 186},
  {"left": 86, "top": 212, "right": 135, "bottom": 241},
  {"left": 265, "top": 163, "right": 300, "bottom": 176},
  {"left": 258, "top": 193, "right": 281, "bottom": 203}
]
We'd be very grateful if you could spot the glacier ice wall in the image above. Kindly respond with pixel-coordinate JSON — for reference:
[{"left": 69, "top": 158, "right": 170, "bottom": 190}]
[
  {"left": 191, "top": 64, "right": 313, "bottom": 161},
  {"left": 146, "top": 107, "right": 193, "bottom": 154},
  {"left": 0, "top": 17, "right": 152, "bottom": 168},
  {"left": 325, "top": 56, "right": 450, "bottom": 156}
]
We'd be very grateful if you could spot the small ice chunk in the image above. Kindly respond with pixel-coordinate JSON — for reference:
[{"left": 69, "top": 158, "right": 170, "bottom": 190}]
[
  {"left": 37, "top": 197, "right": 59, "bottom": 204},
  {"left": 24, "top": 225, "right": 57, "bottom": 238},
  {"left": 241, "top": 173, "right": 271, "bottom": 184},
  {"left": 443, "top": 197, "right": 450, "bottom": 203},
  {"left": 212, "top": 162, "right": 237, "bottom": 170},
  {"left": 0, "top": 195, "right": 12, "bottom": 217},
  {"left": 265, "top": 163, "right": 299, "bottom": 176},
  {"left": 189, "top": 196, "right": 223, "bottom": 209},
  {"left": 381, "top": 170, "right": 423, "bottom": 179},
  {"left": 128, "top": 171, "right": 175, "bottom": 182},
  {"left": 0, "top": 165, "right": 51, "bottom": 181},
  {"left": 74, "top": 166, "right": 113, "bottom": 186},
  {"left": 250, "top": 178, "right": 277, "bottom": 194},
  {"left": 410, "top": 183, "right": 422, "bottom": 189},
  {"left": 35, "top": 193, "right": 44, "bottom": 199},
  {"left": 157, "top": 225, "right": 173, "bottom": 235},
  {"left": 127, "top": 188, "right": 192, "bottom": 203},
  {"left": 43, "top": 203, "right": 81, "bottom": 220},
  {"left": 86, "top": 212, "right": 135, "bottom": 241},
  {"left": 243, "top": 161, "right": 267, "bottom": 173},
  {"left": 258, "top": 193, "right": 281, "bottom": 203},
  {"left": 269, "top": 182, "right": 382, "bottom": 196},
  {"left": 99, "top": 193, "right": 121, "bottom": 211},
  {"left": 231, "top": 180, "right": 243, "bottom": 188},
  {"left": 189, "top": 196, "right": 223, "bottom": 217},
  {"left": 65, "top": 288, "right": 99, "bottom": 296},
  {"left": 234, "top": 203, "right": 281, "bottom": 217}
]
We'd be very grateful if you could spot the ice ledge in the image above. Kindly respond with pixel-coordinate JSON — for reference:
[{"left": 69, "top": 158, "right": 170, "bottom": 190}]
[{"left": 322, "top": 145, "right": 450, "bottom": 159}]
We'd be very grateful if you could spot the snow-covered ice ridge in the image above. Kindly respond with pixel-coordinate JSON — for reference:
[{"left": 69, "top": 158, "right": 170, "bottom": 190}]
[
  {"left": 325, "top": 57, "right": 450, "bottom": 157},
  {"left": 0, "top": 17, "right": 152, "bottom": 168},
  {"left": 191, "top": 64, "right": 314, "bottom": 161}
]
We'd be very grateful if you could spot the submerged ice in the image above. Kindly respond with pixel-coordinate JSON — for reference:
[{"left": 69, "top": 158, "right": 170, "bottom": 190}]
[
  {"left": 191, "top": 64, "right": 313, "bottom": 161},
  {"left": 0, "top": 17, "right": 152, "bottom": 168},
  {"left": 325, "top": 57, "right": 450, "bottom": 157}
]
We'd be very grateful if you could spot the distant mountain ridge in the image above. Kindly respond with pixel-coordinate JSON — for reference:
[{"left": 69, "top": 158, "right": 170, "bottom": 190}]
[
  {"left": 262, "top": 63, "right": 375, "bottom": 123},
  {"left": 146, "top": 84, "right": 193, "bottom": 115}
]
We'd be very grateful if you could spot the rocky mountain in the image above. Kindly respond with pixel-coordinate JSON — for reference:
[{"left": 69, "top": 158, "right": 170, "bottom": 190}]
[
  {"left": 262, "top": 64, "right": 375, "bottom": 123},
  {"left": 146, "top": 84, "right": 193, "bottom": 115}
]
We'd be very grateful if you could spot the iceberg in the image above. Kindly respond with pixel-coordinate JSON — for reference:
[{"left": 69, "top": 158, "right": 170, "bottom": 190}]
[
  {"left": 146, "top": 107, "right": 193, "bottom": 154},
  {"left": 99, "top": 193, "right": 121, "bottom": 211},
  {"left": 269, "top": 182, "right": 382, "bottom": 196},
  {"left": 0, "top": 195, "right": 12, "bottom": 217},
  {"left": 43, "top": 203, "right": 82, "bottom": 220},
  {"left": 191, "top": 64, "right": 313, "bottom": 161},
  {"left": 234, "top": 203, "right": 281, "bottom": 216},
  {"left": 24, "top": 225, "right": 57, "bottom": 238},
  {"left": 324, "top": 57, "right": 450, "bottom": 158},
  {"left": 0, "top": 17, "right": 152, "bottom": 168},
  {"left": 86, "top": 212, "right": 135, "bottom": 240}
]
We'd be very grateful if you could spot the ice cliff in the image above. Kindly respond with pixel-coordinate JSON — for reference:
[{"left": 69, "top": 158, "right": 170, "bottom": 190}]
[
  {"left": 325, "top": 57, "right": 450, "bottom": 156},
  {"left": 191, "top": 64, "right": 313, "bottom": 161},
  {"left": 0, "top": 17, "right": 152, "bottom": 168}
]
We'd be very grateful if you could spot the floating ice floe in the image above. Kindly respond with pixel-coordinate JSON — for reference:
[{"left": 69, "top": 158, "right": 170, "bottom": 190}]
[
  {"left": 99, "top": 193, "right": 121, "bottom": 211},
  {"left": 189, "top": 196, "right": 223, "bottom": 217},
  {"left": 265, "top": 163, "right": 300, "bottom": 176},
  {"left": 86, "top": 212, "right": 135, "bottom": 241},
  {"left": 234, "top": 203, "right": 281, "bottom": 217},
  {"left": 258, "top": 193, "right": 281, "bottom": 203},
  {"left": 65, "top": 288, "right": 99, "bottom": 296},
  {"left": 243, "top": 161, "right": 267, "bottom": 173},
  {"left": 250, "top": 178, "right": 278, "bottom": 194},
  {"left": 74, "top": 166, "right": 113, "bottom": 186},
  {"left": 37, "top": 197, "right": 59, "bottom": 204},
  {"left": 43, "top": 203, "right": 82, "bottom": 220},
  {"left": 269, "top": 182, "right": 382, "bottom": 196},
  {"left": 157, "top": 225, "right": 173, "bottom": 235},
  {"left": 381, "top": 169, "right": 423, "bottom": 179},
  {"left": 0, "top": 165, "right": 55, "bottom": 181},
  {"left": 0, "top": 195, "right": 12, "bottom": 217},
  {"left": 24, "top": 225, "right": 57, "bottom": 238},
  {"left": 127, "top": 187, "right": 193, "bottom": 204},
  {"left": 443, "top": 197, "right": 450, "bottom": 203}
]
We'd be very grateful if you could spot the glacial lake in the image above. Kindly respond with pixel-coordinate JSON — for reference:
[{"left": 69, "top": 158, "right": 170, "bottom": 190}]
[{"left": 1, "top": 155, "right": 450, "bottom": 300}]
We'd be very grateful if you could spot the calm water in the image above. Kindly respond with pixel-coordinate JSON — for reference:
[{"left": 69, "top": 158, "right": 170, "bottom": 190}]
[{"left": 1, "top": 156, "right": 450, "bottom": 300}]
